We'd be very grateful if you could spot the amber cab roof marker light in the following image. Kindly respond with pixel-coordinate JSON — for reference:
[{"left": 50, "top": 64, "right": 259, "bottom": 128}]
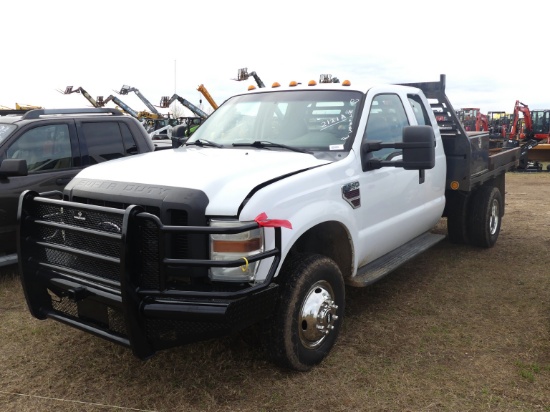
[
  {"left": 271, "top": 82, "right": 281, "bottom": 88},
  {"left": 342, "top": 80, "right": 351, "bottom": 86},
  {"left": 248, "top": 85, "right": 256, "bottom": 91},
  {"left": 308, "top": 80, "right": 317, "bottom": 86}
]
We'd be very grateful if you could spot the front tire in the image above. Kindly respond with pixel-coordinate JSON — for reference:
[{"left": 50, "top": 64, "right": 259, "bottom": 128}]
[
  {"left": 266, "top": 254, "right": 345, "bottom": 371},
  {"left": 468, "top": 186, "right": 503, "bottom": 248}
]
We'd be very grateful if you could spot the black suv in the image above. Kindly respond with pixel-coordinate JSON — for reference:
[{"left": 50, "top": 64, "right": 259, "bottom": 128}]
[{"left": 0, "top": 108, "right": 161, "bottom": 267}]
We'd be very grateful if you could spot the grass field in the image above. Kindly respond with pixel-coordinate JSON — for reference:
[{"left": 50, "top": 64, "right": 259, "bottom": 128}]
[{"left": 1, "top": 173, "right": 549, "bottom": 411}]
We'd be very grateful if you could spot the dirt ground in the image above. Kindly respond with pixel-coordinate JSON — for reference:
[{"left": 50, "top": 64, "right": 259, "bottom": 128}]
[{"left": 1, "top": 172, "right": 550, "bottom": 412}]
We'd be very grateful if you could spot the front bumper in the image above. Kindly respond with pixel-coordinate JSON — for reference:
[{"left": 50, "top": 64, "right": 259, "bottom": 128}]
[{"left": 17, "top": 190, "right": 281, "bottom": 358}]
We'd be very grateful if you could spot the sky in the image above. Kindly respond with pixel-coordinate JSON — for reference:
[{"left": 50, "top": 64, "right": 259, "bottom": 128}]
[{"left": 2, "top": 1, "right": 549, "bottom": 118}]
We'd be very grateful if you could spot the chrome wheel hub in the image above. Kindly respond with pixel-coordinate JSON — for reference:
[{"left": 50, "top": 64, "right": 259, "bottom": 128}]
[{"left": 299, "top": 280, "right": 339, "bottom": 349}]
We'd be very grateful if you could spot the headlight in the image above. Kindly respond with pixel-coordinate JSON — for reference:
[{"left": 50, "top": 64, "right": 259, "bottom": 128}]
[{"left": 209, "top": 220, "right": 264, "bottom": 282}]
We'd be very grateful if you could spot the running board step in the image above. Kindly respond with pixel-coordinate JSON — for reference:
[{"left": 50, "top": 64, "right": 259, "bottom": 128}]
[{"left": 346, "top": 232, "right": 445, "bottom": 287}]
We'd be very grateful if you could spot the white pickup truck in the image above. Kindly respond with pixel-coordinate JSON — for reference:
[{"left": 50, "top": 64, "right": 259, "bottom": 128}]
[{"left": 17, "top": 75, "right": 520, "bottom": 371}]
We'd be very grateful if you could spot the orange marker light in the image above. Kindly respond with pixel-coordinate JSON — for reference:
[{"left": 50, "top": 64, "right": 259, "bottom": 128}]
[
  {"left": 342, "top": 80, "right": 351, "bottom": 86},
  {"left": 450, "top": 181, "right": 460, "bottom": 190},
  {"left": 272, "top": 82, "right": 281, "bottom": 88},
  {"left": 212, "top": 238, "right": 262, "bottom": 253},
  {"left": 248, "top": 85, "right": 256, "bottom": 91},
  {"left": 308, "top": 80, "right": 317, "bottom": 86},
  {"left": 289, "top": 81, "right": 298, "bottom": 87}
]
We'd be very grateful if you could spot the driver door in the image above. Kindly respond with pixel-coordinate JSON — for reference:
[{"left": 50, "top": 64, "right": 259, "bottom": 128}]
[{"left": 354, "top": 90, "right": 442, "bottom": 266}]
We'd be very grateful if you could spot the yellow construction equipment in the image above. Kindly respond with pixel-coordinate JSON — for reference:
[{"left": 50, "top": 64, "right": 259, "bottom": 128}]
[
  {"left": 15, "top": 103, "right": 43, "bottom": 110},
  {"left": 197, "top": 84, "right": 218, "bottom": 110}
]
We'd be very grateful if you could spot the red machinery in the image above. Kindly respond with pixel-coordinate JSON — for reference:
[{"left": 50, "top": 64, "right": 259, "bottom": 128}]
[
  {"left": 457, "top": 107, "right": 489, "bottom": 132},
  {"left": 457, "top": 107, "right": 479, "bottom": 131},
  {"left": 509, "top": 100, "right": 533, "bottom": 140},
  {"left": 508, "top": 100, "right": 550, "bottom": 142},
  {"left": 475, "top": 112, "right": 488, "bottom": 131}
]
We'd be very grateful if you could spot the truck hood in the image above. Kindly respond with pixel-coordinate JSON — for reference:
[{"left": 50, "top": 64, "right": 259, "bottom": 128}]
[{"left": 71, "top": 147, "right": 331, "bottom": 215}]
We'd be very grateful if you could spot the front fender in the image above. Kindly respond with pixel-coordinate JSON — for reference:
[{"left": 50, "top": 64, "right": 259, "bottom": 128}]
[{"left": 242, "top": 197, "right": 359, "bottom": 280}]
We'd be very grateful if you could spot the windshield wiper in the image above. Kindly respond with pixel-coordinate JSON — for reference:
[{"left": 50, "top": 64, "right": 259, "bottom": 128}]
[
  {"left": 232, "top": 140, "right": 311, "bottom": 154},
  {"left": 186, "top": 139, "right": 223, "bottom": 148}
]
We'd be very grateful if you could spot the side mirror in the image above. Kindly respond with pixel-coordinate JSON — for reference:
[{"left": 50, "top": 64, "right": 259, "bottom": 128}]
[
  {"left": 171, "top": 124, "right": 190, "bottom": 148},
  {"left": 402, "top": 125, "right": 435, "bottom": 170},
  {"left": 0, "top": 158, "right": 28, "bottom": 178},
  {"left": 361, "top": 125, "right": 435, "bottom": 171}
]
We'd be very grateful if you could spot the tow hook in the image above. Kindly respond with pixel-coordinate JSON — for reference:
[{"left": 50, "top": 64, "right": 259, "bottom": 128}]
[{"left": 66, "top": 286, "right": 89, "bottom": 302}]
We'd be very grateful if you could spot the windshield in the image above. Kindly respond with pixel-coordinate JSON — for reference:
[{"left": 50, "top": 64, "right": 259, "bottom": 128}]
[
  {"left": 187, "top": 90, "right": 363, "bottom": 153},
  {"left": 0, "top": 124, "right": 16, "bottom": 145}
]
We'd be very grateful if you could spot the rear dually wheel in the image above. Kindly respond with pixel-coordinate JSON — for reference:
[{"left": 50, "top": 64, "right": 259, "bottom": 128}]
[{"left": 468, "top": 185, "right": 503, "bottom": 248}]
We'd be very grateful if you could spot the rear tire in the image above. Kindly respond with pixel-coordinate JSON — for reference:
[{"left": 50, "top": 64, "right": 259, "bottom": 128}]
[
  {"left": 266, "top": 254, "right": 345, "bottom": 371},
  {"left": 468, "top": 186, "right": 502, "bottom": 248}
]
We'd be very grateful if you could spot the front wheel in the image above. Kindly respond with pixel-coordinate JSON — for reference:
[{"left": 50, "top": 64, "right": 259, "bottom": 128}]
[
  {"left": 266, "top": 254, "right": 345, "bottom": 371},
  {"left": 468, "top": 186, "right": 503, "bottom": 248}
]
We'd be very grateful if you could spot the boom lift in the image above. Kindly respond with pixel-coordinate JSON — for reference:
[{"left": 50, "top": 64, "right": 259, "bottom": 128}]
[
  {"left": 160, "top": 94, "right": 209, "bottom": 120},
  {"left": 197, "top": 84, "right": 218, "bottom": 110},
  {"left": 234, "top": 68, "right": 265, "bottom": 88},
  {"left": 159, "top": 94, "right": 206, "bottom": 142},
  {"left": 98, "top": 95, "right": 140, "bottom": 118},
  {"left": 118, "top": 85, "right": 161, "bottom": 116},
  {"left": 58, "top": 86, "right": 102, "bottom": 108},
  {"left": 99, "top": 95, "right": 171, "bottom": 139}
]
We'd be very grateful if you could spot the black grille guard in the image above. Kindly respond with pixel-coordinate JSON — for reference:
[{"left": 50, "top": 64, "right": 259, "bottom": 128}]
[
  {"left": 17, "top": 190, "right": 283, "bottom": 357},
  {"left": 18, "top": 189, "right": 282, "bottom": 294}
]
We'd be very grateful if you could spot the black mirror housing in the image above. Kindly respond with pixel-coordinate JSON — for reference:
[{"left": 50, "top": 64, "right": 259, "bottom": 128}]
[
  {"left": 0, "top": 159, "right": 28, "bottom": 178},
  {"left": 402, "top": 126, "right": 435, "bottom": 170}
]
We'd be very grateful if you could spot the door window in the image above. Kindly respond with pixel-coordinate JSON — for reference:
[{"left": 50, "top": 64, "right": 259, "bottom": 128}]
[
  {"left": 6, "top": 124, "right": 72, "bottom": 172},
  {"left": 363, "top": 94, "right": 409, "bottom": 160}
]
